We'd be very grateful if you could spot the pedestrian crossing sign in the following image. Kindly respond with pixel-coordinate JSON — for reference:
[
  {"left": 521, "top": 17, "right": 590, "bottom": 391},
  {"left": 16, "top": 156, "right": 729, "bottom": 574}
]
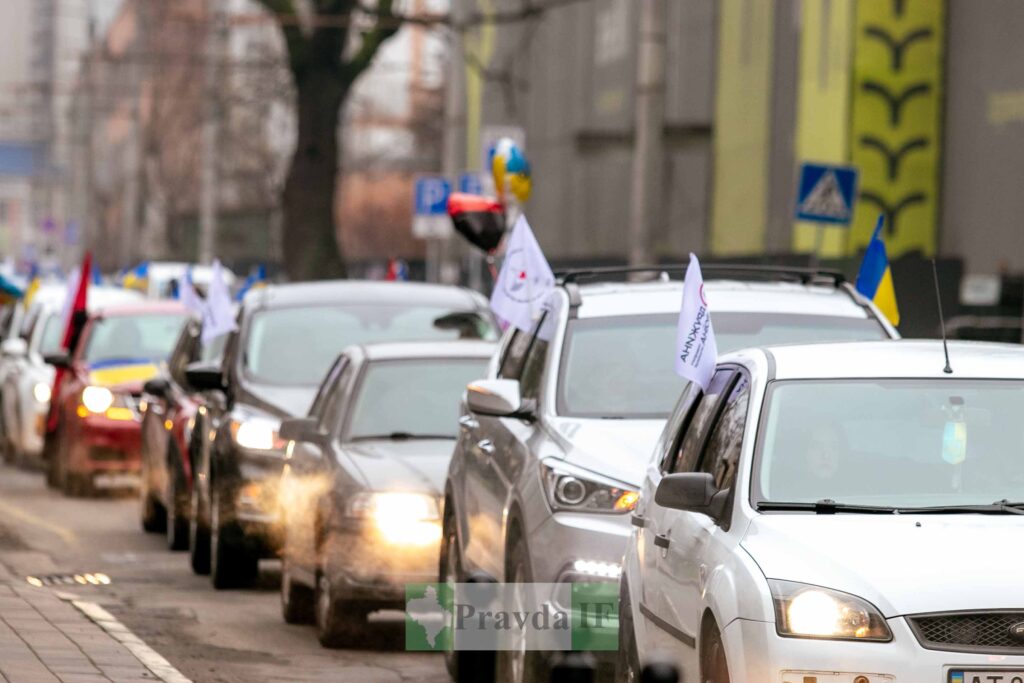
[{"left": 795, "top": 162, "right": 859, "bottom": 226}]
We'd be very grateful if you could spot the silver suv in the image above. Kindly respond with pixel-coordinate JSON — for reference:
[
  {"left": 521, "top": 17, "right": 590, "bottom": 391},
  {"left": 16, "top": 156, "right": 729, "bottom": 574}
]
[{"left": 440, "top": 266, "right": 899, "bottom": 682}]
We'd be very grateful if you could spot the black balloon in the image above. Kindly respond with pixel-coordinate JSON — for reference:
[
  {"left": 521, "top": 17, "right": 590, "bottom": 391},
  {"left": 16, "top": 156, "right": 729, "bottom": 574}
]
[{"left": 448, "top": 192, "right": 505, "bottom": 252}]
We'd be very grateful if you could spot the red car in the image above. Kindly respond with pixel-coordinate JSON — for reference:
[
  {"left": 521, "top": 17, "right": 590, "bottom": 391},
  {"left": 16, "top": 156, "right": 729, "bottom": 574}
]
[{"left": 45, "top": 301, "right": 189, "bottom": 495}]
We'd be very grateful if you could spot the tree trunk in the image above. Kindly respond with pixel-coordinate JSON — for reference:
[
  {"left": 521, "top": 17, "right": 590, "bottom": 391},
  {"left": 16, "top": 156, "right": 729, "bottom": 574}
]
[{"left": 281, "top": 69, "right": 347, "bottom": 280}]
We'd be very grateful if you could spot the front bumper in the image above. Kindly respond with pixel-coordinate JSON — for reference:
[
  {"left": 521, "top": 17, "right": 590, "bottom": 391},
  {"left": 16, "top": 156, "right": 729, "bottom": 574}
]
[
  {"left": 323, "top": 520, "right": 442, "bottom": 606},
  {"left": 529, "top": 511, "right": 631, "bottom": 586},
  {"left": 66, "top": 413, "right": 142, "bottom": 480},
  {"left": 724, "top": 616, "right": 1024, "bottom": 681},
  {"left": 225, "top": 453, "right": 287, "bottom": 554}
]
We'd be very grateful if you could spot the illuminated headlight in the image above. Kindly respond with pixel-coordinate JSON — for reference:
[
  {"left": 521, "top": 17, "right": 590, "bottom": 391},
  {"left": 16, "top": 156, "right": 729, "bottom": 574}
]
[
  {"left": 81, "top": 386, "right": 114, "bottom": 413},
  {"left": 541, "top": 461, "right": 638, "bottom": 514},
  {"left": 33, "top": 382, "right": 51, "bottom": 404},
  {"left": 572, "top": 559, "right": 622, "bottom": 579},
  {"left": 346, "top": 491, "right": 441, "bottom": 546},
  {"left": 770, "top": 580, "right": 891, "bottom": 641},
  {"left": 230, "top": 417, "right": 283, "bottom": 451}
]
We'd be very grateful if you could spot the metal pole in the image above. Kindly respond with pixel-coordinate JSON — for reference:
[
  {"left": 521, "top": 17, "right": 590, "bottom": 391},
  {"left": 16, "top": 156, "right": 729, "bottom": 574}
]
[
  {"left": 443, "top": 0, "right": 471, "bottom": 287},
  {"left": 628, "top": 0, "right": 667, "bottom": 268},
  {"left": 198, "top": 0, "right": 225, "bottom": 265}
]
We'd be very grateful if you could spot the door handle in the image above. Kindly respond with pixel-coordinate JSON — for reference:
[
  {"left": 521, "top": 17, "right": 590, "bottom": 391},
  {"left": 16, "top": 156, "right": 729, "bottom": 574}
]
[
  {"left": 653, "top": 533, "right": 670, "bottom": 549},
  {"left": 476, "top": 439, "right": 495, "bottom": 454},
  {"left": 630, "top": 514, "right": 646, "bottom": 528},
  {"left": 458, "top": 415, "right": 479, "bottom": 431}
]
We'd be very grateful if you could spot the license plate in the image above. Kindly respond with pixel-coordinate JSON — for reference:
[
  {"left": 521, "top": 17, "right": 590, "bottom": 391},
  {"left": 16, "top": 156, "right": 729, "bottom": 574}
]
[
  {"left": 93, "top": 473, "right": 139, "bottom": 489},
  {"left": 950, "top": 672, "right": 1024, "bottom": 683}
]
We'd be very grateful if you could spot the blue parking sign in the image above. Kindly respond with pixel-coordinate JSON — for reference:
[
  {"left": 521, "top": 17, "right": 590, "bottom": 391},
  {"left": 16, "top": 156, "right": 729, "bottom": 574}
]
[
  {"left": 795, "top": 162, "right": 859, "bottom": 226},
  {"left": 458, "top": 172, "right": 483, "bottom": 195},
  {"left": 414, "top": 176, "right": 451, "bottom": 216}
]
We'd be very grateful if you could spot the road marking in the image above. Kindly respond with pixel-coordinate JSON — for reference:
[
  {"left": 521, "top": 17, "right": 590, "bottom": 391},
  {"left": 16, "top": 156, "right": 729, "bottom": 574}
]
[
  {"left": 0, "top": 497, "right": 77, "bottom": 545},
  {"left": 65, "top": 595, "right": 193, "bottom": 683}
]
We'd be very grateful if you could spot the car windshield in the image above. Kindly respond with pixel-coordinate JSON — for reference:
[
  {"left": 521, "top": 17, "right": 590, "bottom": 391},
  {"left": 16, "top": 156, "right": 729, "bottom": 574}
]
[
  {"left": 558, "top": 312, "right": 888, "bottom": 418},
  {"left": 244, "top": 305, "right": 496, "bottom": 386},
  {"left": 39, "top": 314, "right": 65, "bottom": 355},
  {"left": 83, "top": 313, "right": 189, "bottom": 366},
  {"left": 345, "top": 358, "right": 489, "bottom": 441},
  {"left": 754, "top": 379, "right": 1024, "bottom": 508}
]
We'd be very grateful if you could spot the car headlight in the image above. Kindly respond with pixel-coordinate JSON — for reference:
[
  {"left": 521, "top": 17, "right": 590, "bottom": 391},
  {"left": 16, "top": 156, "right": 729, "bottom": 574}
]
[
  {"left": 541, "top": 461, "right": 638, "bottom": 514},
  {"left": 770, "top": 580, "right": 892, "bottom": 641},
  {"left": 345, "top": 491, "right": 441, "bottom": 546},
  {"left": 230, "top": 417, "right": 283, "bottom": 451},
  {"left": 33, "top": 382, "right": 51, "bottom": 404},
  {"left": 81, "top": 386, "right": 114, "bottom": 413}
]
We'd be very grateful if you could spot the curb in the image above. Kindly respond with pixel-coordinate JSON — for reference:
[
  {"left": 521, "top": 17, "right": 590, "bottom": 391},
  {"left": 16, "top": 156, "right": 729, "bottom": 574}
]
[{"left": 57, "top": 591, "right": 193, "bottom": 683}]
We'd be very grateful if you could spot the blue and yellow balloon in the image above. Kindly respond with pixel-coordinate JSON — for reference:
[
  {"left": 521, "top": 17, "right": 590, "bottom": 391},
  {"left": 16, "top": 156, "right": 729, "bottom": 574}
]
[{"left": 490, "top": 137, "right": 532, "bottom": 204}]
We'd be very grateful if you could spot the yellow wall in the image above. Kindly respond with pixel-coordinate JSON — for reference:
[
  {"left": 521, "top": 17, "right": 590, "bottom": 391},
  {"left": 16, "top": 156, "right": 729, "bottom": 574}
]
[{"left": 710, "top": 0, "right": 774, "bottom": 255}]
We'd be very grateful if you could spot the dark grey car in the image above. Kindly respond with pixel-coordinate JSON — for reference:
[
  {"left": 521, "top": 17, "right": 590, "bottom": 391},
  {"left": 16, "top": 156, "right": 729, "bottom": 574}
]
[
  {"left": 277, "top": 340, "right": 494, "bottom": 648},
  {"left": 184, "top": 280, "right": 496, "bottom": 589}
]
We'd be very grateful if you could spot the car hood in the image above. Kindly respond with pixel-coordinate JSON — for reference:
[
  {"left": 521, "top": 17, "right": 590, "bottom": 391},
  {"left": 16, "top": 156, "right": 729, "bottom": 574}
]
[
  {"left": 742, "top": 514, "right": 1024, "bottom": 616},
  {"left": 244, "top": 383, "right": 318, "bottom": 418},
  {"left": 546, "top": 417, "right": 665, "bottom": 488},
  {"left": 341, "top": 438, "right": 455, "bottom": 494}
]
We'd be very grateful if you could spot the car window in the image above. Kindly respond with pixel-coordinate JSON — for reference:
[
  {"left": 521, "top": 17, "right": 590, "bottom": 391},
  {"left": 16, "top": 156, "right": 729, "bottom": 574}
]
[
  {"left": 320, "top": 363, "right": 355, "bottom": 435},
  {"left": 498, "top": 330, "right": 531, "bottom": 379},
  {"left": 309, "top": 358, "right": 347, "bottom": 421},
  {"left": 671, "top": 369, "right": 735, "bottom": 475},
  {"left": 38, "top": 313, "right": 65, "bottom": 355},
  {"left": 698, "top": 373, "right": 750, "bottom": 490},
  {"left": 345, "top": 359, "right": 490, "bottom": 441},
  {"left": 658, "top": 382, "right": 702, "bottom": 473},
  {"left": 83, "top": 313, "right": 189, "bottom": 365}
]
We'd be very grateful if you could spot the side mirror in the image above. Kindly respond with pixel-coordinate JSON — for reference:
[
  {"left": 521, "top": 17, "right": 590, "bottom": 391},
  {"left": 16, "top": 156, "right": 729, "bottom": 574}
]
[
  {"left": 1, "top": 338, "right": 27, "bottom": 358},
  {"left": 184, "top": 361, "right": 224, "bottom": 392},
  {"left": 279, "top": 417, "right": 325, "bottom": 443},
  {"left": 655, "top": 472, "right": 727, "bottom": 517},
  {"left": 466, "top": 379, "right": 533, "bottom": 419},
  {"left": 143, "top": 378, "right": 171, "bottom": 398},
  {"left": 43, "top": 352, "right": 70, "bottom": 369}
]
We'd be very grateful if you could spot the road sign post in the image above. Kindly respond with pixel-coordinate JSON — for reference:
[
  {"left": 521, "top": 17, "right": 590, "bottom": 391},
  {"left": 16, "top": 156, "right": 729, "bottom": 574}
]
[
  {"left": 413, "top": 175, "right": 452, "bottom": 282},
  {"left": 794, "top": 162, "right": 859, "bottom": 267}
]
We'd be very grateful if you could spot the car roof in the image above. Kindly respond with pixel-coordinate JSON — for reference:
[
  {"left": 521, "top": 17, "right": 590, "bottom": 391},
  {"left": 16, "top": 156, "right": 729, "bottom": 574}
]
[
  {"left": 356, "top": 340, "right": 497, "bottom": 362},
  {"left": 242, "top": 280, "right": 488, "bottom": 311},
  {"left": 731, "top": 340, "right": 1024, "bottom": 380},
  {"left": 31, "top": 285, "right": 144, "bottom": 313},
  {"left": 571, "top": 279, "right": 870, "bottom": 319},
  {"left": 91, "top": 300, "right": 189, "bottom": 318}
]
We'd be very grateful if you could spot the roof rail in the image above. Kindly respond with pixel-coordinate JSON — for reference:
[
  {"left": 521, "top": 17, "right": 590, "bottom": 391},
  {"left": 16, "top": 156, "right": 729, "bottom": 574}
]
[{"left": 556, "top": 264, "right": 847, "bottom": 286}]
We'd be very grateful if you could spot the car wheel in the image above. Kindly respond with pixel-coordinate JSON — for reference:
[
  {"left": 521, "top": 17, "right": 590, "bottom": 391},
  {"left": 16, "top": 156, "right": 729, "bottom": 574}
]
[
  {"left": 165, "top": 444, "right": 188, "bottom": 550},
  {"left": 314, "top": 532, "right": 366, "bottom": 648},
  {"left": 189, "top": 485, "right": 211, "bottom": 575},
  {"left": 615, "top": 576, "right": 641, "bottom": 683},
  {"left": 700, "top": 618, "right": 730, "bottom": 683},
  {"left": 497, "top": 528, "right": 545, "bottom": 683},
  {"left": 140, "top": 474, "right": 167, "bottom": 533},
  {"left": 210, "top": 485, "right": 258, "bottom": 589},
  {"left": 44, "top": 420, "right": 63, "bottom": 490},
  {"left": 280, "top": 549, "right": 315, "bottom": 625},
  {"left": 64, "top": 472, "right": 94, "bottom": 498}
]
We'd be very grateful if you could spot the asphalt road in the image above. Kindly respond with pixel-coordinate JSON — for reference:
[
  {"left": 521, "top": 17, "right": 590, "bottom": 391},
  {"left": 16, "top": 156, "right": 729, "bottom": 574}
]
[{"left": 0, "top": 463, "right": 449, "bottom": 683}]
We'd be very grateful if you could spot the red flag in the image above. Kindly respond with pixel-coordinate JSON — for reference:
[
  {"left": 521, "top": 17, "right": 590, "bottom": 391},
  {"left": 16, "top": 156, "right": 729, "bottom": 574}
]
[{"left": 47, "top": 252, "right": 91, "bottom": 432}]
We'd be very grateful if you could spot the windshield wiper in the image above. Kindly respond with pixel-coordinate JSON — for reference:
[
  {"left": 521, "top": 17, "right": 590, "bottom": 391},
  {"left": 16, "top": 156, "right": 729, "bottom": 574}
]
[
  {"left": 756, "top": 500, "right": 897, "bottom": 514},
  {"left": 895, "top": 501, "right": 1024, "bottom": 515},
  {"left": 350, "top": 432, "right": 453, "bottom": 442}
]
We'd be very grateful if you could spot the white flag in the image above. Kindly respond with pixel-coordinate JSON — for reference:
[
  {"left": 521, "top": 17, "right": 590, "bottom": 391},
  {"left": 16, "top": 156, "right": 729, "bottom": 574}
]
[
  {"left": 201, "top": 260, "right": 237, "bottom": 344},
  {"left": 178, "top": 269, "right": 204, "bottom": 316},
  {"left": 674, "top": 253, "right": 718, "bottom": 390},
  {"left": 490, "top": 215, "right": 557, "bottom": 341}
]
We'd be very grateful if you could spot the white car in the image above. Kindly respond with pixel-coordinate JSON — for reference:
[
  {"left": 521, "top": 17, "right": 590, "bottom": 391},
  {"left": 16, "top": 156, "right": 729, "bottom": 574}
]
[
  {"left": 0, "top": 286, "right": 143, "bottom": 465},
  {"left": 620, "top": 340, "right": 1024, "bottom": 682}
]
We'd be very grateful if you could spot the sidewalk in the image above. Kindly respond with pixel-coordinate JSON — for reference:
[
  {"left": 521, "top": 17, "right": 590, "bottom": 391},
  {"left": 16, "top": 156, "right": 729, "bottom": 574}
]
[{"left": 0, "top": 564, "right": 189, "bottom": 683}]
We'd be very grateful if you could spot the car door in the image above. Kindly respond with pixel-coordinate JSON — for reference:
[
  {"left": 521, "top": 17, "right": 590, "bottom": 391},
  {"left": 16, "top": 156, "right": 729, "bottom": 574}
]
[
  {"left": 640, "top": 368, "right": 736, "bottom": 657},
  {"left": 284, "top": 357, "right": 353, "bottom": 580},
  {"left": 460, "top": 328, "right": 546, "bottom": 579},
  {"left": 655, "top": 370, "right": 751, "bottom": 664}
]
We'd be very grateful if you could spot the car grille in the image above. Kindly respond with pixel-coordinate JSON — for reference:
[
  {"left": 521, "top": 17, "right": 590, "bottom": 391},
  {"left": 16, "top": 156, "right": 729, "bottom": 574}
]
[{"left": 909, "top": 611, "right": 1024, "bottom": 654}]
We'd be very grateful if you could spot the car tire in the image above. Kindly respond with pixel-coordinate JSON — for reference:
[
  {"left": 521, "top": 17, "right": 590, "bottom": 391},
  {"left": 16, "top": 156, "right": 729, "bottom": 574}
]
[
  {"left": 700, "top": 617, "right": 731, "bottom": 683},
  {"left": 140, "top": 478, "right": 167, "bottom": 533},
  {"left": 189, "top": 485, "right": 211, "bottom": 575},
  {"left": 314, "top": 534, "right": 366, "bottom": 648},
  {"left": 280, "top": 550, "right": 315, "bottom": 625},
  {"left": 210, "top": 486, "right": 257, "bottom": 589},
  {"left": 497, "top": 527, "right": 545, "bottom": 683},
  {"left": 44, "top": 420, "right": 63, "bottom": 490},
  {"left": 615, "top": 576, "right": 641, "bottom": 683},
  {"left": 64, "top": 472, "right": 94, "bottom": 498},
  {"left": 165, "top": 443, "right": 188, "bottom": 550}
]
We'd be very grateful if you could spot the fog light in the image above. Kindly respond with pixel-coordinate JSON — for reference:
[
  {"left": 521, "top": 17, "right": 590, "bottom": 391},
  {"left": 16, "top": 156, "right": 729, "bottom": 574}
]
[
  {"left": 572, "top": 559, "right": 621, "bottom": 579},
  {"left": 33, "top": 382, "right": 51, "bottom": 404}
]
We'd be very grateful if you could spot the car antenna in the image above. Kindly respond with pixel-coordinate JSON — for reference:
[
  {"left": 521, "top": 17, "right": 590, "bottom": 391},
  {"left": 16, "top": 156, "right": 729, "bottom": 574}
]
[{"left": 931, "top": 258, "right": 953, "bottom": 374}]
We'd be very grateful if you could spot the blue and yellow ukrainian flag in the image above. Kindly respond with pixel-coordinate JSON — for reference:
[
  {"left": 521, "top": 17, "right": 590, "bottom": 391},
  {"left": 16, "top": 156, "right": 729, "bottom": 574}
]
[
  {"left": 855, "top": 214, "right": 900, "bottom": 326},
  {"left": 22, "top": 264, "right": 40, "bottom": 309},
  {"left": 121, "top": 261, "right": 149, "bottom": 292}
]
